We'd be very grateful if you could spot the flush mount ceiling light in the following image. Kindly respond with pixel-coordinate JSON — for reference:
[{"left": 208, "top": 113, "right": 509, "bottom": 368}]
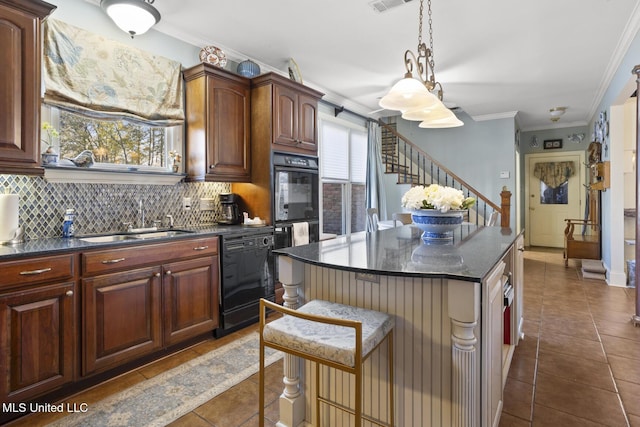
[
  {"left": 379, "top": 0, "right": 462, "bottom": 128},
  {"left": 101, "top": 0, "right": 161, "bottom": 38},
  {"left": 549, "top": 106, "right": 567, "bottom": 122}
]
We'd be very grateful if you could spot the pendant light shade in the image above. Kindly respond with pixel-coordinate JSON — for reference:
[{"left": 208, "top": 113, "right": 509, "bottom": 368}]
[
  {"left": 402, "top": 102, "right": 454, "bottom": 121},
  {"left": 419, "top": 115, "right": 464, "bottom": 128},
  {"left": 379, "top": 76, "right": 440, "bottom": 112},
  {"left": 101, "top": 0, "right": 161, "bottom": 38}
]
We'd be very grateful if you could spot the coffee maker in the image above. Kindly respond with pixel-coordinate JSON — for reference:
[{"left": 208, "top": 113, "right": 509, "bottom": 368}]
[{"left": 219, "top": 193, "right": 241, "bottom": 225}]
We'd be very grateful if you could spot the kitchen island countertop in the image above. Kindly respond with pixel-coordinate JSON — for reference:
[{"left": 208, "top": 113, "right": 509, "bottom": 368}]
[{"left": 274, "top": 224, "right": 521, "bottom": 282}]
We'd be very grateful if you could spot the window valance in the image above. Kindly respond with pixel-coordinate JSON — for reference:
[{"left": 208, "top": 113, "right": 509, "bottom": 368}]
[
  {"left": 43, "top": 19, "right": 184, "bottom": 126},
  {"left": 533, "top": 161, "right": 575, "bottom": 188}
]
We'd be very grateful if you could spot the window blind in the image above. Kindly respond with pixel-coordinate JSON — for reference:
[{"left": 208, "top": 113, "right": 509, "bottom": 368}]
[
  {"left": 321, "top": 121, "right": 349, "bottom": 180},
  {"left": 43, "top": 19, "right": 184, "bottom": 126}
]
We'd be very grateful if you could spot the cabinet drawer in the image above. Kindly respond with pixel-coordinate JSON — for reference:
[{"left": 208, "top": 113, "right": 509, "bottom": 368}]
[
  {"left": 82, "top": 237, "right": 219, "bottom": 276},
  {"left": 0, "top": 254, "right": 75, "bottom": 290}
]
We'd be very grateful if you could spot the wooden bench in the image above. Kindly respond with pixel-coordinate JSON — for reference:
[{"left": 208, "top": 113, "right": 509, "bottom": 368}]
[{"left": 564, "top": 218, "right": 600, "bottom": 267}]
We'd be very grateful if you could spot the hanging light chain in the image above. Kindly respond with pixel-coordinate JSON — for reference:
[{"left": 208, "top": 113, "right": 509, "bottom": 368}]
[
  {"left": 404, "top": 0, "right": 442, "bottom": 96},
  {"left": 427, "top": 0, "right": 435, "bottom": 72},
  {"left": 418, "top": 0, "right": 424, "bottom": 50}
]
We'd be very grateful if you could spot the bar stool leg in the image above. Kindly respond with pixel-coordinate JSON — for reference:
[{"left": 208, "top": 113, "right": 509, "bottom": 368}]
[
  {"left": 259, "top": 302, "right": 266, "bottom": 427},
  {"left": 388, "top": 330, "right": 394, "bottom": 427},
  {"left": 259, "top": 335, "right": 265, "bottom": 427},
  {"left": 355, "top": 362, "right": 362, "bottom": 425},
  {"left": 315, "top": 362, "right": 321, "bottom": 426}
]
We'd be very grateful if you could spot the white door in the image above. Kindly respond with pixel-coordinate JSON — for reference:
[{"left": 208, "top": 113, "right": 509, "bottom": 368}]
[{"left": 526, "top": 151, "right": 585, "bottom": 248}]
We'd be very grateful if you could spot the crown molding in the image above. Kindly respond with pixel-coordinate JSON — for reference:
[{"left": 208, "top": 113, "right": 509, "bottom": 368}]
[{"left": 471, "top": 111, "right": 519, "bottom": 122}]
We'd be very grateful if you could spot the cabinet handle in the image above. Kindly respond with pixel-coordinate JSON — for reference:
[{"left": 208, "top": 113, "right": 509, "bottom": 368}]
[
  {"left": 165, "top": 270, "right": 172, "bottom": 275},
  {"left": 101, "top": 258, "right": 126, "bottom": 264},
  {"left": 154, "top": 273, "right": 161, "bottom": 277},
  {"left": 518, "top": 247, "right": 525, "bottom": 252},
  {"left": 193, "top": 245, "right": 209, "bottom": 251},
  {"left": 209, "top": 165, "right": 215, "bottom": 169},
  {"left": 66, "top": 290, "right": 74, "bottom": 297},
  {"left": 19, "top": 267, "right": 52, "bottom": 275}
]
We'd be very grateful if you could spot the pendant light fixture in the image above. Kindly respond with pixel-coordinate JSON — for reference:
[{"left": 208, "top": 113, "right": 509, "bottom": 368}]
[
  {"left": 101, "top": 0, "right": 161, "bottom": 38},
  {"left": 379, "top": 0, "right": 462, "bottom": 128}
]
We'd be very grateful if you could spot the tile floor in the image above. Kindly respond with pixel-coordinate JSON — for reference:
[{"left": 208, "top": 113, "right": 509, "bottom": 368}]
[
  {"left": 6, "top": 247, "right": 640, "bottom": 427},
  {"left": 499, "top": 247, "right": 639, "bottom": 427}
]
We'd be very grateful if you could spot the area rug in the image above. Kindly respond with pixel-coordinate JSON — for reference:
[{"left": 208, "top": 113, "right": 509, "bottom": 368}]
[{"left": 48, "top": 333, "right": 282, "bottom": 427}]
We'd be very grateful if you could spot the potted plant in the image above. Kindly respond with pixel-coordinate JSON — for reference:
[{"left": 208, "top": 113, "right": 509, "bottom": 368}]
[
  {"left": 401, "top": 184, "right": 475, "bottom": 241},
  {"left": 169, "top": 150, "right": 182, "bottom": 173},
  {"left": 41, "top": 122, "right": 59, "bottom": 165}
]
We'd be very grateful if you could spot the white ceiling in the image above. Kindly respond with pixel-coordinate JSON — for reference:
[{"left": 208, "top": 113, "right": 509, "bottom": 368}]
[{"left": 150, "top": 0, "right": 640, "bottom": 131}]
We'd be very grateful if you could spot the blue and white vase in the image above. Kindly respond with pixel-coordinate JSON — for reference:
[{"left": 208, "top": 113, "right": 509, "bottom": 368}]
[
  {"left": 410, "top": 209, "right": 465, "bottom": 241},
  {"left": 237, "top": 60, "right": 260, "bottom": 78}
]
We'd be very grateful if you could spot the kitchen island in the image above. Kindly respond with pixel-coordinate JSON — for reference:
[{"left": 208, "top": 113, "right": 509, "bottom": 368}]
[{"left": 273, "top": 224, "right": 524, "bottom": 427}]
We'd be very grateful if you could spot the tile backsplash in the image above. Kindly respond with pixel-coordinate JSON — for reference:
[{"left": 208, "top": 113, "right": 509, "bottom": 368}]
[{"left": 0, "top": 175, "right": 230, "bottom": 240}]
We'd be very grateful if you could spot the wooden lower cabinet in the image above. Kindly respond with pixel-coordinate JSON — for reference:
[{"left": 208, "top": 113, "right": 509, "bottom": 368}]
[
  {"left": 81, "top": 237, "right": 220, "bottom": 376},
  {"left": 163, "top": 256, "right": 219, "bottom": 346},
  {"left": 0, "top": 236, "right": 220, "bottom": 409},
  {"left": 82, "top": 266, "right": 163, "bottom": 376},
  {"left": 0, "top": 281, "right": 75, "bottom": 403}
]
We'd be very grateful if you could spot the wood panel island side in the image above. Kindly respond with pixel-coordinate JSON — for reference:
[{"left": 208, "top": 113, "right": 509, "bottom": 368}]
[{"left": 273, "top": 225, "right": 524, "bottom": 427}]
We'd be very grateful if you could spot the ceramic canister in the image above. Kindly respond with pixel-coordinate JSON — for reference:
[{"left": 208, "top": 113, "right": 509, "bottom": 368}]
[
  {"left": 237, "top": 60, "right": 260, "bottom": 78},
  {"left": 0, "top": 193, "right": 19, "bottom": 242}
]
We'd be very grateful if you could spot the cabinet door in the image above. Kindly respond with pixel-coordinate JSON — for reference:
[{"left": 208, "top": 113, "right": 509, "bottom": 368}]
[
  {"left": 0, "top": 281, "right": 74, "bottom": 403},
  {"left": 482, "top": 262, "right": 505, "bottom": 427},
  {"left": 82, "top": 267, "right": 162, "bottom": 376},
  {"left": 163, "top": 256, "right": 219, "bottom": 346},
  {"left": 0, "top": 2, "right": 46, "bottom": 174},
  {"left": 272, "top": 84, "right": 298, "bottom": 147},
  {"left": 297, "top": 93, "right": 319, "bottom": 152},
  {"left": 206, "top": 75, "right": 251, "bottom": 181},
  {"left": 512, "top": 234, "right": 524, "bottom": 345}
]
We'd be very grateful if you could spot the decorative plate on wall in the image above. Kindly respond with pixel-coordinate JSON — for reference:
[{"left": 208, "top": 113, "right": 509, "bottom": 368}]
[{"left": 199, "top": 46, "right": 227, "bottom": 68}]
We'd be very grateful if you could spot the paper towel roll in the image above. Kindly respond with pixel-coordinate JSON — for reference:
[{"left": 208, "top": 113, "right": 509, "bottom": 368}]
[{"left": 0, "top": 194, "right": 19, "bottom": 242}]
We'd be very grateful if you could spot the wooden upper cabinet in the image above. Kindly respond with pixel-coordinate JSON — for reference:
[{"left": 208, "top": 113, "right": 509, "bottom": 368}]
[
  {"left": 273, "top": 84, "right": 297, "bottom": 146},
  {"left": 0, "top": 0, "right": 55, "bottom": 175},
  {"left": 184, "top": 63, "right": 251, "bottom": 182},
  {"left": 253, "top": 72, "right": 323, "bottom": 155}
]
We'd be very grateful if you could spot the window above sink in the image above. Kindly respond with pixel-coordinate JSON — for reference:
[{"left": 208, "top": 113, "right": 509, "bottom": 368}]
[{"left": 41, "top": 106, "right": 185, "bottom": 185}]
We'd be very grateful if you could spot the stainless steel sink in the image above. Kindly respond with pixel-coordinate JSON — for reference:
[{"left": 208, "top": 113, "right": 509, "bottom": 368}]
[
  {"left": 78, "top": 234, "right": 139, "bottom": 243},
  {"left": 78, "top": 229, "right": 194, "bottom": 243},
  {"left": 127, "top": 230, "right": 193, "bottom": 239}
]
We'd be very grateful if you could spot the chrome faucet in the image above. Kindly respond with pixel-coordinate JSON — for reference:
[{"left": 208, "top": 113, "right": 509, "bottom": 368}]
[
  {"left": 166, "top": 214, "right": 174, "bottom": 229},
  {"left": 137, "top": 200, "right": 145, "bottom": 228}
]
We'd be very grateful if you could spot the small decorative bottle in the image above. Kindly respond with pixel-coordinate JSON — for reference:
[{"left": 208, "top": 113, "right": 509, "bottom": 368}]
[{"left": 62, "top": 208, "right": 76, "bottom": 238}]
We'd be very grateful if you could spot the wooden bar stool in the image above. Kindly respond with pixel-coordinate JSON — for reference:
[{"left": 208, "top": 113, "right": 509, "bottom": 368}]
[{"left": 259, "top": 298, "right": 394, "bottom": 427}]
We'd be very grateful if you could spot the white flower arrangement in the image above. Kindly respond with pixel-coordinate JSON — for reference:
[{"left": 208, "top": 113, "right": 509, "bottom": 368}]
[{"left": 401, "top": 184, "right": 476, "bottom": 213}]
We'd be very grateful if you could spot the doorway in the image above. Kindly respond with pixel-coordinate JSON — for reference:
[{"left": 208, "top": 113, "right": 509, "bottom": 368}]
[{"left": 525, "top": 151, "right": 586, "bottom": 247}]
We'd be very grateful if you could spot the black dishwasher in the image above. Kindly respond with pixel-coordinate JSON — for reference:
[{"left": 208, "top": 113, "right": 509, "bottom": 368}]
[{"left": 216, "top": 230, "right": 274, "bottom": 336}]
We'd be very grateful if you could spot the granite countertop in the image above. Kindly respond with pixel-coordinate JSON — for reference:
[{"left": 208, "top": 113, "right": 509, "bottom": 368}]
[
  {"left": 274, "top": 225, "right": 521, "bottom": 283},
  {"left": 0, "top": 224, "right": 274, "bottom": 261}
]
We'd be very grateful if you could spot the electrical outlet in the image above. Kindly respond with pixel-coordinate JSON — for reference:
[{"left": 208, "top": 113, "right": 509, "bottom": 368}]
[
  {"left": 500, "top": 171, "right": 510, "bottom": 179},
  {"left": 183, "top": 197, "right": 191, "bottom": 211},
  {"left": 200, "top": 198, "right": 215, "bottom": 211}
]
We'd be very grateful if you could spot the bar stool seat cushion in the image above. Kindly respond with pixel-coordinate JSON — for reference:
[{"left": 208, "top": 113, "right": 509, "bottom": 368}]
[{"left": 262, "top": 300, "right": 394, "bottom": 367}]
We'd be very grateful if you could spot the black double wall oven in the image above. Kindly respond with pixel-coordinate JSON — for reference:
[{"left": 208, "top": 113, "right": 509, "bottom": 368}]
[{"left": 273, "top": 152, "right": 320, "bottom": 249}]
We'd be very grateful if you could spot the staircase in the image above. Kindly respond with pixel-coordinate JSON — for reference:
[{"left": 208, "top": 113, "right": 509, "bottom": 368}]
[{"left": 379, "top": 119, "right": 506, "bottom": 227}]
